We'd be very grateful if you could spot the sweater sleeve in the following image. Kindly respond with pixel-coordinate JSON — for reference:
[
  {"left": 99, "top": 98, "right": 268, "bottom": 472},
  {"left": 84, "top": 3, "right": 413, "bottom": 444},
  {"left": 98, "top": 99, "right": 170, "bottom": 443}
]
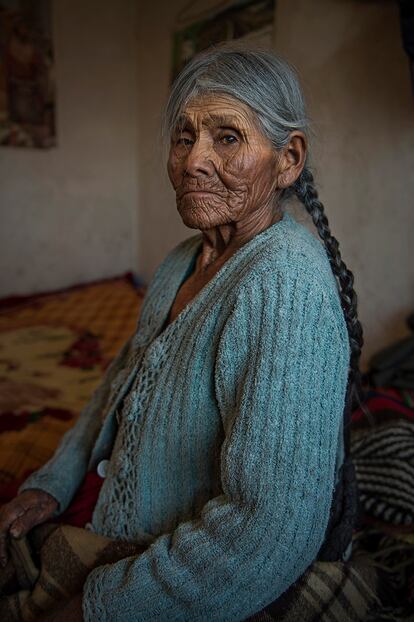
[
  {"left": 18, "top": 336, "right": 134, "bottom": 513},
  {"left": 82, "top": 267, "right": 350, "bottom": 622}
]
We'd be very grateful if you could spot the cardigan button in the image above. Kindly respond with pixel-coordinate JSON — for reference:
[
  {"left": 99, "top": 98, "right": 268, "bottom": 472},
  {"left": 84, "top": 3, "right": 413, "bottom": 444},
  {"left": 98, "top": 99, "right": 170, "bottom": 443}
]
[{"left": 97, "top": 459, "right": 109, "bottom": 478}]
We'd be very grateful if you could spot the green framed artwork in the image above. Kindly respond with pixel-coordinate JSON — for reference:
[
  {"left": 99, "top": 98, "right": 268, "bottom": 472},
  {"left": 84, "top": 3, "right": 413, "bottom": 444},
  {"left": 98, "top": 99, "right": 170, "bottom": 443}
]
[{"left": 172, "top": 0, "right": 276, "bottom": 82}]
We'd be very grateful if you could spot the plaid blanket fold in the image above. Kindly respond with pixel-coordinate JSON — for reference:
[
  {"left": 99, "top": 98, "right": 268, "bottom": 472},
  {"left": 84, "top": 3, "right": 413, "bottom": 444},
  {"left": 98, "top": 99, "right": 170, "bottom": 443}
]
[
  {"left": 0, "top": 524, "right": 389, "bottom": 622},
  {"left": 0, "top": 524, "right": 146, "bottom": 621},
  {"left": 245, "top": 549, "right": 387, "bottom": 622}
]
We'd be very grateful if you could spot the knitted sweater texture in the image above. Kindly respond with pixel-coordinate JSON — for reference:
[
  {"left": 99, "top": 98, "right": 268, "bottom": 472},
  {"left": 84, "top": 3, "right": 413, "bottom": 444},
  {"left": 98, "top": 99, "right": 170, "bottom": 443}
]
[{"left": 20, "top": 211, "right": 350, "bottom": 621}]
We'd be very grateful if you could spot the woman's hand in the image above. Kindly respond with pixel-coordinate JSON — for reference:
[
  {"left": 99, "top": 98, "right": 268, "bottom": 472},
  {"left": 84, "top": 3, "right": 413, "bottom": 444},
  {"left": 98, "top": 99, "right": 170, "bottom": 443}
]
[{"left": 0, "top": 489, "right": 58, "bottom": 566}]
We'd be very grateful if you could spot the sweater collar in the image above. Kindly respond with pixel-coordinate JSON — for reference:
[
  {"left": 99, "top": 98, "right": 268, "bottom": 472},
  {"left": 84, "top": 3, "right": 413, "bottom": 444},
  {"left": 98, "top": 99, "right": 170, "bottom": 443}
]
[{"left": 133, "top": 211, "right": 294, "bottom": 350}]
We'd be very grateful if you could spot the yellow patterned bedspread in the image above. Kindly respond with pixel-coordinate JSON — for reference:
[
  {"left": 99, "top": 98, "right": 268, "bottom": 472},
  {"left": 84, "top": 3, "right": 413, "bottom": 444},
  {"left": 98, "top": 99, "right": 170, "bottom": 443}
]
[{"left": 0, "top": 275, "right": 144, "bottom": 491}]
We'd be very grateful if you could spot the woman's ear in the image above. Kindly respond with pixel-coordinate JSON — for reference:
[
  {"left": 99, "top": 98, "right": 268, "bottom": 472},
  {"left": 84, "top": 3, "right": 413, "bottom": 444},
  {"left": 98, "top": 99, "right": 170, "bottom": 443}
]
[{"left": 276, "top": 131, "right": 307, "bottom": 189}]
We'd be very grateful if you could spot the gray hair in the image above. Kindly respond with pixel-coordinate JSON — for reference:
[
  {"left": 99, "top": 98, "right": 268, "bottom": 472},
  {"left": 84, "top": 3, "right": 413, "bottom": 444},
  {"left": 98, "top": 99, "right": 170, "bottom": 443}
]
[{"left": 163, "top": 42, "right": 309, "bottom": 157}]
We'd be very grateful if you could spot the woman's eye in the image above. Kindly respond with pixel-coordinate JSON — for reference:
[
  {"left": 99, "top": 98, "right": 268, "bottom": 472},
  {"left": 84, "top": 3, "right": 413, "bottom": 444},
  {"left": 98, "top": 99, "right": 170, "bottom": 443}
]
[
  {"left": 220, "top": 134, "right": 238, "bottom": 145},
  {"left": 176, "top": 135, "right": 194, "bottom": 146}
]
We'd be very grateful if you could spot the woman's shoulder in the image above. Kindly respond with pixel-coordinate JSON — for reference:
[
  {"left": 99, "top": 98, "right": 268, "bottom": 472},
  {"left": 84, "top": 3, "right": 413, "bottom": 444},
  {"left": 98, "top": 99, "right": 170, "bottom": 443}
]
[
  {"left": 227, "top": 212, "right": 348, "bottom": 344},
  {"left": 220, "top": 213, "right": 350, "bottom": 359},
  {"left": 234, "top": 211, "right": 339, "bottom": 297}
]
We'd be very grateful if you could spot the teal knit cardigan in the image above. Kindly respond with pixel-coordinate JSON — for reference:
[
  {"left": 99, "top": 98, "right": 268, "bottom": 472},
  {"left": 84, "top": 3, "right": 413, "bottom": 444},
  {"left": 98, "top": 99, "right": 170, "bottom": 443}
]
[{"left": 20, "top": 211, "right": 350, "bottom": 621}]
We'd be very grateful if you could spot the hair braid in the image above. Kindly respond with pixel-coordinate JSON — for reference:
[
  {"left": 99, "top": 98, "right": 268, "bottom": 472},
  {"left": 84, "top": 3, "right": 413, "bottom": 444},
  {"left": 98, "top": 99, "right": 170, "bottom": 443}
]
[
  {"left": 293, "top": 167, "right": 365, "bottom": 560},
  {"left": 294, "top": 167, "right": 364, "bottom": 451}
]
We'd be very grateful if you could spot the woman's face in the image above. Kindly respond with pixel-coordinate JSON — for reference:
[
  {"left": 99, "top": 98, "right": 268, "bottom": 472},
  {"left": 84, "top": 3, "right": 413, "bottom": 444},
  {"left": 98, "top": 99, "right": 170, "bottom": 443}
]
[{"left": 167, "top": 93, "right": 282, "bottom": 231}]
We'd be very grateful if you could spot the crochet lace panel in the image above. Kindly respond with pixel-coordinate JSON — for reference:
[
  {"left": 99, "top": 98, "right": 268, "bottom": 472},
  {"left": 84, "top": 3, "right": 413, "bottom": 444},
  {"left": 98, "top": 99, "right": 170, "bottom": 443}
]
[{"left": 92, "top": 311, "right": 188, "bottom": 540}]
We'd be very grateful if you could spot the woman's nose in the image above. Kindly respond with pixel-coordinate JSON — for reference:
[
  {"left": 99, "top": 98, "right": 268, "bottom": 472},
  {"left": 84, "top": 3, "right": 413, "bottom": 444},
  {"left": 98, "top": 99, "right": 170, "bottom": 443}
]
[{"left": 184, "top": 137, "right": 214, "bottom": 177}]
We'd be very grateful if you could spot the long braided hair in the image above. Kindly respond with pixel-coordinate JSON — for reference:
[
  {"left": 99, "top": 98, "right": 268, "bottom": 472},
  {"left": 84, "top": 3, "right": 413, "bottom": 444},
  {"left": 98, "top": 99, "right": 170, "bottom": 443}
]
[
  {"left": 165, "top": 42, "right": 364, "bottom": 560},
  {"left": 293, "top": 168, "right": 364, "bottom": 451},
  {"left": 293, "top": 167, "right": 364, "bottom": 560}
]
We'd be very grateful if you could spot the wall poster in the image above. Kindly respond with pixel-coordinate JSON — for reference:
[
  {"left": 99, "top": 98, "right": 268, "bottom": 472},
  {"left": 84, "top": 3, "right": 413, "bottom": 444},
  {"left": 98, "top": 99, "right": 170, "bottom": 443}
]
[{"left": 0, "top": 0, "right": 55, "bottom": 148}]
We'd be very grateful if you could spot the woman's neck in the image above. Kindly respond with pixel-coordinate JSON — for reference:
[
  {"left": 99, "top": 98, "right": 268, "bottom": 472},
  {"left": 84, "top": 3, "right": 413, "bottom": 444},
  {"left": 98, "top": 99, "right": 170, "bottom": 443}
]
[{"left": 196, "top": 208, "right": 282, "bottom": 273}]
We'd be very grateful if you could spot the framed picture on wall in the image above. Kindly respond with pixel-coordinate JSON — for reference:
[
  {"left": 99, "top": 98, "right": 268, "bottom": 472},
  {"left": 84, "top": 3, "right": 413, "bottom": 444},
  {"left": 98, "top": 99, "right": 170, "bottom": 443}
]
[
  {"left": 0, "top": 0, "right": 56, "bottom": 148},
  {"left": 172, "top": 0, "right": 276, "bottom": 82}
]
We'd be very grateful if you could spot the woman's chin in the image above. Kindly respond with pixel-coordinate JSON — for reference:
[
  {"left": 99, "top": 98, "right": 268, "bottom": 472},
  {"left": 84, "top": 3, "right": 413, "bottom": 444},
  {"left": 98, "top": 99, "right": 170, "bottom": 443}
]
[{"left": 177, "top": 200, "right": 227, "bottom": 230}]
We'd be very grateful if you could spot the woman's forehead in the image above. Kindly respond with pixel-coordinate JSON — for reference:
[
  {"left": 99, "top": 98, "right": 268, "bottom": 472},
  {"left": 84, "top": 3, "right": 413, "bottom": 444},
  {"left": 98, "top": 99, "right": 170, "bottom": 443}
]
[{"left": 178, "top": 93, "right": 257, "bottom": 128}]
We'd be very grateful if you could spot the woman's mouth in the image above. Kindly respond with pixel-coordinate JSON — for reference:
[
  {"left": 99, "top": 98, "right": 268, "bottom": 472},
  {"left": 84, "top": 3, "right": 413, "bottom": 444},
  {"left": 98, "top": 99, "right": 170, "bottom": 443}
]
[{"left": 181, "top": 191, "right": 216, "bottom": 198}]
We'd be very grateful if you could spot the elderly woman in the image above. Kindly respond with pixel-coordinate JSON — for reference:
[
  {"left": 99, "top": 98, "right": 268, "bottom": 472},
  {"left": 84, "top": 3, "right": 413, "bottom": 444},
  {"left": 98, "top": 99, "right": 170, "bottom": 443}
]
[{"left": 0, "top": 44, "right": 363, "bottom": 621}]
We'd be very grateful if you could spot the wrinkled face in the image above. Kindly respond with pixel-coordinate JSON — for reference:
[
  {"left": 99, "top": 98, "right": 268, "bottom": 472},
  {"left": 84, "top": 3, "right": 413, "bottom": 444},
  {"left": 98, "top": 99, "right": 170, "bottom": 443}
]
[{"left": 167, "top": 93, "right": 280, "bottom": 230}]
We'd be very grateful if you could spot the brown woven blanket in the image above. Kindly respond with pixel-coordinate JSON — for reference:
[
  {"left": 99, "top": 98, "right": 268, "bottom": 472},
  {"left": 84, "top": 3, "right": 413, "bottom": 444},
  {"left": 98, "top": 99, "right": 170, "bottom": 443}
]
[
  {"left": 247, "top": 552, "right": 384, "bottom": 622},
  {"left": 0, "top": 524, "right": 146, "bottom": 621},
  {"left": 0, "top": 523, "right": 387, "bottom": 622}
]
